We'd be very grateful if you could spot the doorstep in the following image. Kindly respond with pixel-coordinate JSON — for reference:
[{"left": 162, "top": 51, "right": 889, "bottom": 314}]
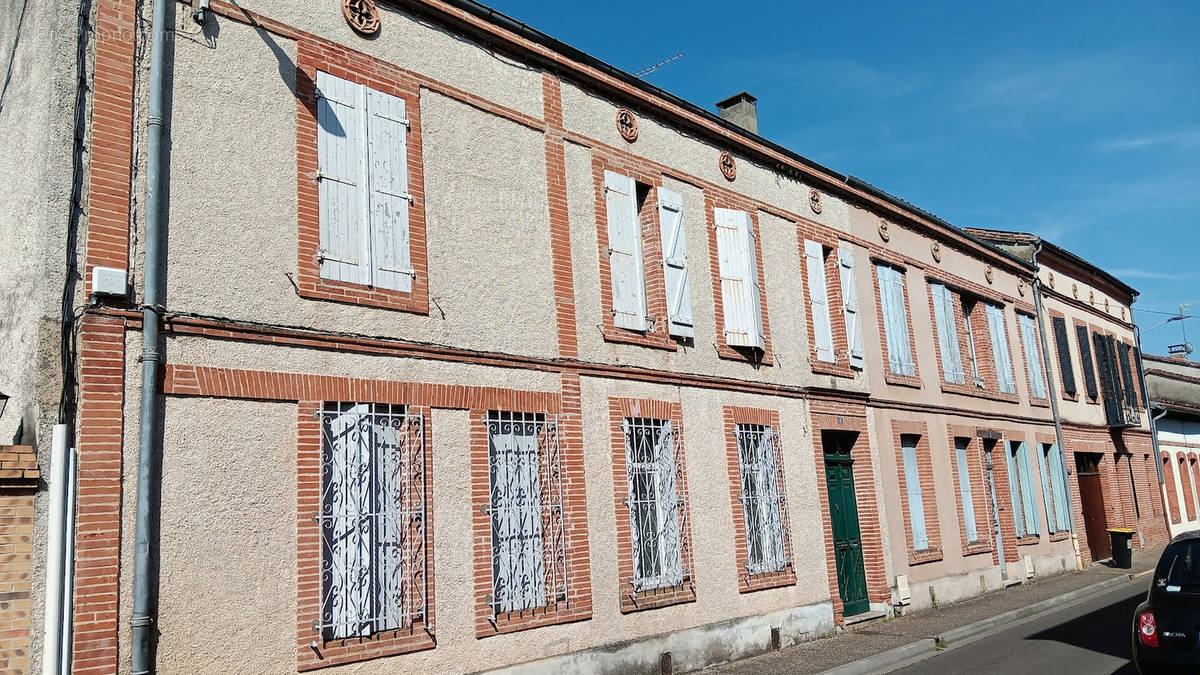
[{"left": 844, "top": 610, "right": 887, "bottom": 627}]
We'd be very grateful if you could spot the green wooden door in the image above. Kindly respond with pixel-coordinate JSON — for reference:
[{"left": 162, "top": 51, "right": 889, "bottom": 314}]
[{"left": 825, "top": 452, "right": 870, "bottom": 616}]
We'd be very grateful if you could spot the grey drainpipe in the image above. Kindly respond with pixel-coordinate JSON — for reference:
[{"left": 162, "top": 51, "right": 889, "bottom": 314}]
[
  {"left": 1030, "top": 243, "right": 1081, "bottom": 566},
  {"left": 131, "top": 0, "right": 170, "bottom": 672}
]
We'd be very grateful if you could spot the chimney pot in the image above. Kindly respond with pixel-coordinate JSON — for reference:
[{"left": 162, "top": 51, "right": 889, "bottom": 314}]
[{"left": 716, "top": 91, "right": 758, "bottom": 134}]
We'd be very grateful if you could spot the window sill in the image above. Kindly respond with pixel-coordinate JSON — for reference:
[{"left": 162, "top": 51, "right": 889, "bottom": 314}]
[
  {"left": 738, "top": 566, "right": 797, "bottom": 593},
  {"left": 298, "top": 622, "right": 435, "bottom": 671},
  {"left": 476, "top": 601, "right": 592, "bottom": 638},
  {"left": 908, "top": 547, "right": 944, "bottom": 565},
  {"left": 1016, "top": 535, "right": 1041, "bottom": 546},
  {"left": 1048, "top": 531, "right": 1071, "bottom": 542},
  {"left": 601, "top": 324, "right": 678, "bottom": 351},
  {"left": 1061, "top": 392, "right": 1079, "bottom": 403},
  {"left": 297, "top": 277, "right": 429, "bottom": 314},
  {"left": 811, "top": 357, "right": 854, "bottom": 379},
  {"left": 962, "top": 541, "right": 994, "bottom": 557},
  {"left": 884, "top": 372, "right": 922, "bottom": 389},
  {"left": 620, "top": 581, "right": 696, "bottom": 613},
  {"left": 1030, "top": 398, "right": 1051, "bottom": 409},
  {"left": 939, "top": 381, "right": 1016, "bottom": 403},
  {"left": 717, "top": 343, "right": 775, "bottom": 367}
]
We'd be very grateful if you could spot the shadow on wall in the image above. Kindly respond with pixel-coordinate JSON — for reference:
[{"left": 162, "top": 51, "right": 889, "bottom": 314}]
[{"left": 219, "top": 2, "right": 319, "bottom": 125}]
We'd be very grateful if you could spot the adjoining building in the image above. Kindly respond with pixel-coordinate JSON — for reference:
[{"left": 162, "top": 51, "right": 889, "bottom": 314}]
[
  {"left": 1144, "top": 354, "right": 1200, "bottom": 537},
  {"left": 0, "top": 1, "right": 1169, "bottom": 673}
]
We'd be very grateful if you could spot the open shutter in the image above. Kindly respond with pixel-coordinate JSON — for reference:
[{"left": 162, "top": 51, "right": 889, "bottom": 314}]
[
  {"left": 1050, "top": 446, "right": 1070, "bottom": 531},
  {"left": 1017, "top": 444, "right": 1038, "bottom": 534},
  {"left": 759, "top": 429, "right": 787, "bottom": 568},
  {"left": 1077, "top": 325, "right": 1099, "bottom": 399},
  {"left": 805, "top": 240, "right": 835, "bottom": 362},
  {"left": 366, "top": 88, "right": 414, "bottom": 292},
  {"left": 1036, "top": 444, "right": 1054, "bottom": 532},
  {"left": 955, "top": 439, "right": 978, "bottom": 542},
  {"left": 901, "top": 438, "right": 928, "bottom": 550},
  {"left": 1134, "top": 347, "right": 1148, "bottom": 405},
  {"left": 657, "top": 188, "right": 693, "bottom": 338},
  {"left": 655, "top": 421, "right": 684, "bottom": 586},
  {"left": 987, "top": 305, "right": 1016, "bottom": 394},
  {"left": 931, "top": 283, "right": 966, "bottom": 384},
  {"left": 715, "top": 208, "right": 765, "bottom": 350},
  {"left": 1117, "top": 342, "right": 1138, "bottom": 408},
  {"left": 1052, "top": 317, "right": 1076, "bottom": 396},
  {"left": 1019, "top": 315, "right": 1047, "bottom": 398},
  {"left": 316, "top": 72, "right": 369, "bottom": 285},
  {"left": 1005, "top": 443, "right": 1026, "bottom": 538},
  {"left": 837, "top": 248, "right": 864, "bottom": 369},
  {"left": 604, "top": 171, "right": 648, "bottom": 330},
  {"left": 1093, "top": 333, "right": 1121, "bottom": 422},
  {"left": 877, "top": 265, "right": 914, "bottom": 376}
]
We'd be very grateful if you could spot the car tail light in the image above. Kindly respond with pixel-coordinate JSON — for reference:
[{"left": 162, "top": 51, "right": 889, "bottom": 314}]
[{"left": 1139, "top": 610, "right": 1158, "bottom": 647}]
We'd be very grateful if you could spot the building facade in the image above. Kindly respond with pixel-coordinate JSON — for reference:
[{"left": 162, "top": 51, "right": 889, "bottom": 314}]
[
  {"left": 0, "top": 1, "right": 1169, "bottom": 673},
  {"left": 1145, "top": 354, "right": 1200, "bottom": 537}
]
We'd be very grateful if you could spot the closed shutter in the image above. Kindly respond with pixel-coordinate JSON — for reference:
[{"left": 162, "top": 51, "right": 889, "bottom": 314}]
[
  {"left": 1036, "top": 444, "right": 1055, "bottom": 532},
  {"left": 366, "top": 88, "right": 414, "bottom": 292},
  {"left": 655, "top": 421, "right": 684, "bottom": 587},
  {"left": 1016, "top": 443, "right": 1039, "bottom": 534},
  {"left": 901, "top": 436, "right": 928, "bottom": 550},
  {"left": 1018, "top": 314, "right": 1047, "bottom": 399},
  {"left": 604, "top": 171, "right": 648, "bottom": 330},
  {"left": 657, "top": 188, "right": 693, "bottom": 338},
  {"left": 316, "top": 72, "right": 369, "bottom": 285},
  {"left": 805, "top": 240, "right": 835, "bottom": 362},
  {"left": 715, "top": 208, "right": 765, "bottom": 349},
  {"left": 1052, "top": 317, "right": 1077, "bottom": 396},
  {"left": 876, "top": 265, "right": 915, "bottom": 376},
  {"left": 954, "top": 439, "right": 979, "bottom": 542},
  {"left": 987, "top": 304, "right": 1016, "bottom": 394},
  {"left": 931, "top": 283, "right": 966, "bottom": 384},
  {"left": 1117, "top": 342, "right": 1138, "bottom": 408},
  {"left": 1135, "top": 347, "right": 1148, "bottom": 405},
  {"left": 1049, "top": 445, "right": 1071, "bottom": 531},
  {"left": 837, "top": 248, "right": 865, "bottom": 368},
  {"left": 1077, "top": 324, "right": 1099, "bottom": 399},
  {"left": 1005, "top": 443, "right": 1026, "bottom": 538},
  {"left": 1093, "top": 332, "right": 1121, "bottom": 422}
]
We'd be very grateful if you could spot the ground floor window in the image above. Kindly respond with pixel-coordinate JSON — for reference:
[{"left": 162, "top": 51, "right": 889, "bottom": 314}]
[
  {"left": 734, "top": 423, "right": 791, "bottom": 574},
  {"left": 622, "top": 417, "right": 686, "bottom": 590}
]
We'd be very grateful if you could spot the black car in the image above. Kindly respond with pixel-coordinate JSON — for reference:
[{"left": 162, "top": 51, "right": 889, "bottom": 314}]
[{"left": 1133, "top": 531, "right": 1200, "bottom": 674}]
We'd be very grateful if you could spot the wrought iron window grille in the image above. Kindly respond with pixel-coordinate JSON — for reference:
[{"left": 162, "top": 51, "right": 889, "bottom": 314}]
[
  {"left": 734, "top": 424, "right": 792, "bottom": 575},
  {"left": 621, "top": 417, "right": 691, "bottom": 592}
]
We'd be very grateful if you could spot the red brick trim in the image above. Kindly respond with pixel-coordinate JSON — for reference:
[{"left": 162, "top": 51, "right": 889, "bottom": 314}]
[
  {"left": 294, "top": 38, "right": 430, "bottom": 314},
  {"left": 590, "top": 153, "right": 676, "bottom": 350},
  {"left": 981, "top": 436, "right": 1021, "bottom": 565},
  {"left": 296, "top": 403, "right": 436, "bottom": 670},
  {"left": 0, "top": 478, "right": 37, "bottom": 673},
  {"left": 722, "top": 406, "right": 795, "bottom": 592},
  {"left": 706, "top": 198, "right": 775, "bottom": 366},
  {"left": 871, "top": 261, "right": 921, "bottom": 388},
  {"left": 0, "top": 446, "right": 39, "bottom": 488},
  {"left": 72, "top": 314, "right": 128, "bottom": 674},
  {"left": 799, "top": 235, "right": 853, "bottom": 378},
  {"left": 890, "top": 420, "right": 943, "bottom": 564},
  {"left": 1179, "top": 454, "right": 1197, "bottom": 522},
  {"left": 542, "top": 74, "right": 579, "bottom": 360},
  {"left": 811, "top": 411, "right": 890, "bottom": 624},
  {"left": 945, "top": 427, "right": 994, "bottom": 558},
  {"left": 608, "top": 398, "right": 696, "bottom": 613}
]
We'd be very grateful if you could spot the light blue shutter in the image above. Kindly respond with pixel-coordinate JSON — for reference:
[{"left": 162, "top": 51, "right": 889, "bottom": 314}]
[
  {"left": 1036, "top": 444, "right": 1055, "bottom": 532},
  {"left": 955, "top": 439, "right": 979, "bottom": 542},
  {"left": 1019, "top": 314, "right": 1047, "bottom": 398},
  {"left": 366, "top": 88, "right": 413, "bottom": 292},
  {"left": 1016, "top": 442, "right": 1039, "bottom": 534},
  {"left": 931, "top": 284, "right": 966, "bottom": 384},
  {"left": 838, "top": 248, "right": 865, "bottom": 369},
  {"left": 877, "top": 265, "right": 915, "bottom": 376},
  {"left": 805, "top": 240, "right": 835, "bottom": 362},
  {"left": 1006, "top": 441, "right": 1026, "bottom": 538},
  {"left": 715, "top": 208, "right": 765, "bottom": 350},
  {"left": 604, "top": 171, "right": 648, "bottom": 330},
  {"left": 987, "top": 305, "right": 1016, "bottom": 394},
  {"left": 316, "top": 72, "right": 369, "bottom": 285},
  {"left": 655, "top": 421, "right": 684, "bottom": 586},
  {"left": 658, "top": 188, "right": 693, "bottom": 338},
  {"left": 902, "top": 437, "right": 928, "bottom": 550},
  {"left": 1050, "top": 445, "right": 1071, "bottom": 531}
]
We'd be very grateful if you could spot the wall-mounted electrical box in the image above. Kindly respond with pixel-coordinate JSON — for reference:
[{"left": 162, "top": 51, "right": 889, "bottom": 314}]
[{"left": 91, "top": 266, "right": 128, "bottom": 297}]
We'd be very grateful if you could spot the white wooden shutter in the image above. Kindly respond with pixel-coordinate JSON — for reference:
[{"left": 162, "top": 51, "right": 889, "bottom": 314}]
[
  {"left": 837, "top": 248, "right": 865, "bottom": 369},
  {"left": 954, "top": 439, "right": 979, "bottom": 542},
  {"left": 1005, "top": 443, "right": 1025, "bottom": 538},
  {"left": 655, "top": 421, "right": 684, "bottom": 586},
  {"left": 987, "top": 304, "right": 1016, "bottom": 394},
  {"left": 366, "top": 88, "right": 414, "bottom": 292},
  {"left": 1019, "top": 314, "right": 1047, "bottom": 398},
  {"left": 930, "top": 283, "right": 966, "bottom": 384},
  {"left": 901, "top": 438, "right": 928, "bottom": 550},
  {"left": 657, "top": 188, "right": 693, "bottom": 338},
  {"left": 1016, "top": 443, "right": 1039, "bottom": 534},
  {"left": 604, "top": 171, "right": 648, "bottom": 331},
  {"left": 1036, "top": 444, "right": 1055, "bottom": 532},
  {"left": 715, "top": 208, "right": 765, "bottom": 350},
  {"left": 316, "top": 72, "right": 369, "bottom": 285},
  {"left": 1049, "top": 445, "right": 1070, "bottom": 531},
  {"left": 758, "top": 429, "right": 786, "bottom": 569},
  {"left": 877, "top": 265, "right": 915, "bottom": 376},
  {"left": 805, "top": 240, "right": 835, "bottom": 362}
]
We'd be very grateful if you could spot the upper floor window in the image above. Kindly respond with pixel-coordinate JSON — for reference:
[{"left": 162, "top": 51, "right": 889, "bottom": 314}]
[
  {"left": 985, "top": 304, "right": 1017, "bottom": 394},
  {"left": 1051, "top": 316, "right": 1077, "bottom": 398},
  {"left": 804, "top": 240, "right": 836, "bottom": 363},
  {"left": 603, "top": 171, "right": 651, "bottom": 332},
  {"left": 837, "top": 248, "right": 865, "bottom": 369},
  {"left": 316, "top": 71, "right": 414, "bottom": 292},
  {"left": 1017, "top": 313, "right": 1047, "bottom": 399},
  {"left": 658, "top": 188, "right": 694, "bottom": 339},
  {"left": 930, "top": 282, "right": 966, "bottom": 385},
  {"left": 715, "top": 208, "right": 766, "bottom": 351},
  {"left": 876, "top": 264, "right": 915, "bottom": 376}
]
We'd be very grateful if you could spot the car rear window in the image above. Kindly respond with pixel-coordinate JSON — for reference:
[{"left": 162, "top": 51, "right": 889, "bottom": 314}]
[{"left": 1157, "top": 540, "right": 1200, "bottom": 593}]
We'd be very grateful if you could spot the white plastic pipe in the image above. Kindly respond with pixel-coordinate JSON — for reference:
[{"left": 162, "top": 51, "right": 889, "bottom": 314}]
[
  {"left": 59, "top": 447, "right": 77, "bottom": 675},
  {"left": 41, "top": 424, "right": 69, "bottom": 675}
]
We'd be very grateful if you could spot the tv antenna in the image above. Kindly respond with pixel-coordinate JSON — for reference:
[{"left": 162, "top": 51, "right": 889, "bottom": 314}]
[{"left": 635, "top": 52, "right": 686, "bottom": 78}]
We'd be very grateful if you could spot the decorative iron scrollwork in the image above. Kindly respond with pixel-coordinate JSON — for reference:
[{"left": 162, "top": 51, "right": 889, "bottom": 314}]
[
  {"left": 719, "top": 151, "right": 737, "bottom": 181},
  {"left": 343, "top": 0, "right": 382, "bottom": 37},
  {"left": 616, "top": 108, "right": 638, "bottom": 142}
]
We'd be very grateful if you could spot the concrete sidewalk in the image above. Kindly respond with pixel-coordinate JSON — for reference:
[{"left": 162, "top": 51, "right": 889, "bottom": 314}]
[{"left": 706, "top": 548, "right": 1162, "bottom": 675}]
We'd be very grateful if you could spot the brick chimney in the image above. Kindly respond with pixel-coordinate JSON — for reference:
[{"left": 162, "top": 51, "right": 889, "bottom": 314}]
[{"left": 716, "top": 92, "right": 758, "bottom": 134}]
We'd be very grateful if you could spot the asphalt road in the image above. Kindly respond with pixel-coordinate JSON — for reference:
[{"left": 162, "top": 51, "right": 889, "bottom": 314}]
[{"left": 891, "top": 578, "right": 1150, "bottom": 675}]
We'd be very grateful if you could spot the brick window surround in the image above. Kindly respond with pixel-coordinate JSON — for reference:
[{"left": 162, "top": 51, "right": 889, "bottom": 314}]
[
  {"left": 1035, "top": 433, "right": 1072, "bottom": 543},
  {"left": 1017, "top": 312, "right": 1051, "bottom": 408},
  {"left": 945, "top": 427, "right": 993, "bottom": 558},
  {"left": 924, "top": 274, "right": 1018, "bottom": 404},
  {"left": 983, "top": 437, "right": 1021, "bottom": 566},
  {"left": 1162, "top": 452, "right": 1182, "bottom": 525},
  {"left": 706, "top": 197, "right": 775, "bottom": 366},
  {"left": 800, "top": 234, "right": 853, "bottom": 378},
  {"left": 890, "top": 420, "right": 942, "bottom": 564},
  {"left": 591, "top": 153, "right": 677, "bottom": 350},
  {"left": 722, "top": 406, "right": 795, "bottom": 592},
  {"left": 1007, "top": 434, "right": 1043, "bottom": 548},
  {"left": 608, "top": 398, "right": 697, "bottom": 612},
  {"left": 295, "top": 38, "right": 430, "bottom": 314},
  {"left": 1180, "top": 454, "right": 1198, "bottom": 522},
  {"left": 871, "top": 258, "right": 921, "bottom": 388}
]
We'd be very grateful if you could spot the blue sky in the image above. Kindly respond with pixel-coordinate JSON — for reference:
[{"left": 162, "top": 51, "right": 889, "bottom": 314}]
[{"left": 486, "top": 0, "right": 1200, "bottom": 356}]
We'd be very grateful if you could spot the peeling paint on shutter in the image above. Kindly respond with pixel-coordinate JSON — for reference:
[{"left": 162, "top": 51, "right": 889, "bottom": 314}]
[
  {"left": 1037, "top": 443, "right": 1055, "bottom": 531},
  {"left": 901, "top": 436, "right": 927, "bottom": 550},
  {"left": 1077, "top": 324, "right": 1099, "bottom": 399},
  {"left": 1016, "top": 442, "right": 1039, "bottom": 535},
  {"left": 931, "top": 283, "right": 965, "bottom": 384},
  {"left": 837, "top": 248, "right": 865, "bottom": 369},
  {"left": 1018, "top": 314, "right": 1047, "bottom": 399},
  {"left": 366, "top": 88, "right": 413, "bottom": 292},
  {"left": 316, "top": 71, "right": 369, "bottom": 285},
  {"left": 987, "top": 304, "right": 1016, "bottom": 394},
  {"left": 605, "top": 171, "right": 647, "bottom": 331},
  {"left": 715, "top": 208, "right": 765, "bottom": 350},
  {"left": 955, "top": 438, "right": 979, "bottom": 543},
  {"left": 876, "top": 265, "right": 914, "bottom": 376},
  {"left": 1005, "top": 442, "right": 1026, "bottom": 538},
  {"left": 1117, "top": 341, "right": 1138, "bottom": 408},
  {"left": 657, "top": 188, "right": 693, "bottom": 338},
  {"left": 805, "top": 240, "right": 835, "bottom": 362},
  {"left": 1052, "top": 317, "right": 1076, "bottom": 396}
]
